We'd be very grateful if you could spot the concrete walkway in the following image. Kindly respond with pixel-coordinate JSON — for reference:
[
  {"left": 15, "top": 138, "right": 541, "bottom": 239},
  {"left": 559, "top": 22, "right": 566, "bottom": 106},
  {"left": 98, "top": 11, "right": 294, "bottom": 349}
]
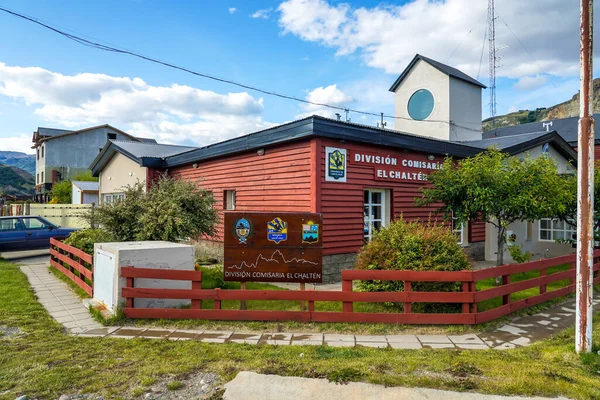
[
  {"left": 223, "top": 372, "right": 570, "bottom": 400},
  {"left": 19, "top": 262, "right": 103, "bottom": 334},
  {"left": 17, "top": 257, "right": 599, "bottom": 350}
]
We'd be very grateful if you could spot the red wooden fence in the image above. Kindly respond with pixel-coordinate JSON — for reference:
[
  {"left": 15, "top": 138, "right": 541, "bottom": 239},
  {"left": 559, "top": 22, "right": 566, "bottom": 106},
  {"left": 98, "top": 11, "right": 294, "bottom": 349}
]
[
  {"left": 50, "top": 238, "right": 94, "bottom": 296},
  {"left": 120, "top": 251, "right": 600, "bottom": 325}
]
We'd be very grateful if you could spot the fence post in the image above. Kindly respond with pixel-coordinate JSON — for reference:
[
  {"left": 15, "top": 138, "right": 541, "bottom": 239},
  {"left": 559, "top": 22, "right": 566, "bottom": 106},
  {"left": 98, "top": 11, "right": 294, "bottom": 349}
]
[
  {"left": 125, "top": 277, "right": 134, "bottom": 309},
  {"left": 569, "top": 261, "right": 576, "bottom": 286},
  {"left": 191, "top": 271, "right": 202, "bottom": 309},
  {"left": 539, "top": 267, "right": 547, "bottom": 295},
  {"left": 502, "top": 274, "right": 511, "bottom": 305},
  {"left": 307, "top": 287, "right": 315, "bottom": 312},
  {"left": 240, "top": 282, "right": 246, "bottom": 310},
  {"left": 342, "top": 278, "right": 353, "bottom": 313},
  {"left": 404, "top": 281, "right": 412, "bottom": 314},
  {"left": 462, "top": 282, "right": 470, "bottom": 315},
  {"left": 214, "top": 288, "right": 221, "bottom": 310},
  {"left": 469, "top": 280, "right": 478, "bottom": 313}
]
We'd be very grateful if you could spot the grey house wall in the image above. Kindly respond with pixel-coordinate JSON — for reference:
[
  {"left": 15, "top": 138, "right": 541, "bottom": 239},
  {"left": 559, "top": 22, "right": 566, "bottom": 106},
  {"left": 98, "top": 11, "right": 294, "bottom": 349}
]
[{"left": 37, "top": 127, "right": 132, "bottom": 185}]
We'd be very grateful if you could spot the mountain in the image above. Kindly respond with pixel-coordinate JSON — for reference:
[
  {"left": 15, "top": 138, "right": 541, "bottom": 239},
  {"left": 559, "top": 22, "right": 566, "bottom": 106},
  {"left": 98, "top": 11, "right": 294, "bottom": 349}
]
[
  {"left": 0, "top": 151, "right": 35, "bottom": 175},
  {"left": 0, "top": 164, "right": 35, "bottom": 196},
  {"left": 483, "top": 77, "right": 600, "bottom": 131}
]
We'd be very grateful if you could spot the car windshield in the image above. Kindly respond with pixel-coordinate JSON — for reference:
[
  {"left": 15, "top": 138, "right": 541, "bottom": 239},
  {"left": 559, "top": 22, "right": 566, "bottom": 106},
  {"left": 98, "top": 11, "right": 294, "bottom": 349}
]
[{"left": 22, "top": 217, "right": 56, "bottom": 230}]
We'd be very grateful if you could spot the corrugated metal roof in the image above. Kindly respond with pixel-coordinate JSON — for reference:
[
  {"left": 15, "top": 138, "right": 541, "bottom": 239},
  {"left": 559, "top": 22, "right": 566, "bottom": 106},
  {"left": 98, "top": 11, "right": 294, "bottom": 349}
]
[
  {"left": 164, "top": 115, "right": 484, "bottom": 168},
  {"left": 461, "top": 131, "right": 577, "bottom": 162},
  {"left": 109, "top": 140, "right": 196, "bottom": 158},
  {"left": 90, "top": 140, "right": 197, "bottom": 176},
  {"left": 37, "top": 127, "right": 73, "bottom": 137},
  {"left": 72, "top": 181, "right": 99, "bottom": 191},
  {"left": 389, "top": 54, "right": 487, "bottom": 92},
  {"left": 483, "top": 113, "right": 600, "bottom": 145}
]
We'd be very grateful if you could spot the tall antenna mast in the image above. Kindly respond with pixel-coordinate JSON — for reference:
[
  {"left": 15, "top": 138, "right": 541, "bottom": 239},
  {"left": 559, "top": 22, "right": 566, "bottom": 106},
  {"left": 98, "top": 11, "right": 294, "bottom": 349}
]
[{"left": 488, "top": 0, "right": 497, "bottom": 127}]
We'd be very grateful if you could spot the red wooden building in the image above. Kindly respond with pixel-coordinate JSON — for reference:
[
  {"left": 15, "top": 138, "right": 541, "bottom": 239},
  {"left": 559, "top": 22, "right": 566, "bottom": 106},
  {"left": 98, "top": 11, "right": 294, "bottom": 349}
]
[{"left": 157, "top": 116, "right": 485, "bottom": 282}]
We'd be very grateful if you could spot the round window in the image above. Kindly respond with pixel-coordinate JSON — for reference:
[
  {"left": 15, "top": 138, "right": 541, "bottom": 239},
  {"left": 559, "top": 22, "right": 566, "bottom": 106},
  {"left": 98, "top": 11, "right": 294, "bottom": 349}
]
[{"left": 407, "top": 89, "right": 434, "bottom": 120}]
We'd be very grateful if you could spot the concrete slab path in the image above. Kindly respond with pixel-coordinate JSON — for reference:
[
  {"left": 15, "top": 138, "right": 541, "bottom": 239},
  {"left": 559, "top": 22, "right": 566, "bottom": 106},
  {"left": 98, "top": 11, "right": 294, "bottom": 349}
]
[
  {"left": 15, "top": 254, "right": 599, "bottom": 350},
  {"left": 223, "top": 371, "right": 570, "bottom": 400},
  {"left": 19, "top": 261, "right": 103, "bottom": 334}
]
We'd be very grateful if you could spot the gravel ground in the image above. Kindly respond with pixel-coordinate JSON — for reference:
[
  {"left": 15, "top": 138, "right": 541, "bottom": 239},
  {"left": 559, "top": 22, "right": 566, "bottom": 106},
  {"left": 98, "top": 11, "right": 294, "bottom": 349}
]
[{"left": 9, "top": 371, "right": 223, "bottom": 400}]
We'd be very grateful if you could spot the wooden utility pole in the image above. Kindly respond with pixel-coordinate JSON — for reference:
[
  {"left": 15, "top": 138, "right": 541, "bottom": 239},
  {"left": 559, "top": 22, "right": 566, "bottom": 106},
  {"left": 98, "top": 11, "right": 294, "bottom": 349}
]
[{"left": 576, "top": 0, "right": 594, "bottom": 354}]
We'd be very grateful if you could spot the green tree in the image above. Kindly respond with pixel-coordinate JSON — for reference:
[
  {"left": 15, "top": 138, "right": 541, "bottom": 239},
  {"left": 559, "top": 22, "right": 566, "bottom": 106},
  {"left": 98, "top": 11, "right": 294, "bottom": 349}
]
[
  {"left": 50, "top": 180, "right": 72, "bottom": 204},
  {"left": 90, "top": 175, "right": 218, "bottom": 242},
  {"left": 418, "top": 149, "right": 576, "bottom": 267},
  {"left": 49, "top": 170, "right": 98, "bottom": 204}
]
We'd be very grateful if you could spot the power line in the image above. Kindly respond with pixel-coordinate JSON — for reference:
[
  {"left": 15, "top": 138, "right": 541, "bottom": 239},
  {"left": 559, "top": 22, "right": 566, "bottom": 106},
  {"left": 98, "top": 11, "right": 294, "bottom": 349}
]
[
  {"left": 446, "top": 8, "right": 488, "bottom": 63},
  {"left": 498, "top": 15, "right": 559, "bottom": 90},
  {"left": 0, "top": 6, "right": 482, "bottom": 131},
  {"left": 477, "top": 19, "right": 488, "bottom": 81}
]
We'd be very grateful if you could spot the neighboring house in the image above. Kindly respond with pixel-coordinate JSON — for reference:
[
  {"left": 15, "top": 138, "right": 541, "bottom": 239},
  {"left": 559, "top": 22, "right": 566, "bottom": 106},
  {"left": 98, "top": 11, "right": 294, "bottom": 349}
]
[
  {"left": 32, "top": 125, "right": 156, "bottom": 202},
  {"left": 89, "top": 140, "right": 196, "bottom": 203},
  {"left": 71, "top": 181, "right": 99, "bottom": 205},
  {"left": 484, "top": 113, "right": 600, "bottom": 158}
]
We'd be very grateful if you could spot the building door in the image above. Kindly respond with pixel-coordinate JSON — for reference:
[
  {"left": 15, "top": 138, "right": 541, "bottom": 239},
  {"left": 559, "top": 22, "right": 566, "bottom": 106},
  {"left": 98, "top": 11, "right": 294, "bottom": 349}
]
[{"left": 364, "top": 189, "right": 388, "bottom": 241}]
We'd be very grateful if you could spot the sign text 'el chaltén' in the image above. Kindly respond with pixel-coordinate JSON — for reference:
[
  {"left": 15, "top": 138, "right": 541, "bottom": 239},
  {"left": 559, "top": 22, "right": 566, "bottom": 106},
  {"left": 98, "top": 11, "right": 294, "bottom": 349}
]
[{"left": 224, "top": 212, "right": 323, "bottom": 283}]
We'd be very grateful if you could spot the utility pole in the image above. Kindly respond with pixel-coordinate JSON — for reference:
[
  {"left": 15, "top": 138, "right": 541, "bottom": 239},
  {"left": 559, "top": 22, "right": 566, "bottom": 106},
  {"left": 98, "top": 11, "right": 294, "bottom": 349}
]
[
  {"left": 576, "top": 0, "right": 594, "bottom": 354},
  {"left": 488, "top": 0, "right": 497, "bottom": 127}
]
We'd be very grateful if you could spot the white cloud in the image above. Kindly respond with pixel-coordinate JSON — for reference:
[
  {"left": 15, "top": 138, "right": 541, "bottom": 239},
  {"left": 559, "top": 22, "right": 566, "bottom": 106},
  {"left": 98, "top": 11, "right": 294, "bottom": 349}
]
[
  {"left": 228, "top": 7, "right": 237, "bottom": 14},
  {"left": 0, "top": 63, "right": 272, "bottom": 146},
  {"left": 296, "top": 84, "right": 353, "bottom": 119},
  {"left": 514, "top": 75, "right": 548, "bottom": 91},
  {"left": 251, "top": 8, "right": 272, "bottom": 19},
  {"left": 278, "top": 0, "right": 586, "bottom": 79},
  {"left": 0, "top": 134, "right": 34, "bottom": 154}
]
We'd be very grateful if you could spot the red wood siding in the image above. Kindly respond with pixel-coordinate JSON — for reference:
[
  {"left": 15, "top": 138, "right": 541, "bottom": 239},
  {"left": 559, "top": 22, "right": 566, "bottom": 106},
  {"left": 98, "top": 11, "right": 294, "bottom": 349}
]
[
  {"left": 168, "top": 142, "right": 313, "bottom": 241},
  {"left": 318, "top": 139, "right": 448, "bottom": 255},
  {"left": 469, "top": 221, "right": 486, "bottom": 243}
]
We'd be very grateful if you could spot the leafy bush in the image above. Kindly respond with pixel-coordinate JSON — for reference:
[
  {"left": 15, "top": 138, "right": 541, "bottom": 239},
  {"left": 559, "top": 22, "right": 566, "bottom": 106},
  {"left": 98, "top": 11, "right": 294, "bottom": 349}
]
[
  {"left": 50, "top": 180, "right": 72, "bottom": 204},
  {"left": 355, "top": 218, "right": 470, "bottom": 313},
  {"left": 508, "top": 244, "right": 532, "bottom": 263},
  {"left": 64, "top": 229, "right": 116, "bottom": 255},
  {"left": 88, "top": 175, "right": 218, "bottom": 242}
]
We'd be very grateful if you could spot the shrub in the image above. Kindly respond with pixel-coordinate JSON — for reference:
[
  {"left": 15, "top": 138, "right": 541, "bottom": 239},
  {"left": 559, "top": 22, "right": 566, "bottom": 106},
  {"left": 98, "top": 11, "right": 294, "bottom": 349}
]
[
  {"left": 64, "top": 228, "right": 116, "bottom": 255},
  {"left": 355, "top": 218, "right": 470, "bottom": 313},
  {"left": 87, "top": 175, "right": 218, "bottom": 242}
]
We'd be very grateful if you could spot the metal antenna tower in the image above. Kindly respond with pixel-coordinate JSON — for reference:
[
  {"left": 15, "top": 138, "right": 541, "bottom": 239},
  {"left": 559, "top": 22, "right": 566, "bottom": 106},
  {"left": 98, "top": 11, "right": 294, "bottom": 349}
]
[{"left": 488, "top": 0, "right": 497, "bottom": 127}]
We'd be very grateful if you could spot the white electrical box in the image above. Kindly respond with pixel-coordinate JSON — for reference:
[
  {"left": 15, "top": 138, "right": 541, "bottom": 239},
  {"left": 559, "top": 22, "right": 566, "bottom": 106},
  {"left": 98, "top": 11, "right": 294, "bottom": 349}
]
[{"left": 92, "top": 241, "right": 195, "bottom": 314}]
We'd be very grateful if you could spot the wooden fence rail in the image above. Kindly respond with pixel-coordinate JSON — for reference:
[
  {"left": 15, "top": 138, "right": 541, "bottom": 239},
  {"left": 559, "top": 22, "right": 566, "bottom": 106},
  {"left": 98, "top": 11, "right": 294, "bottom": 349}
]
[
  {"left": 49, "top": 238, "right": 94, "bottom": 296},
  {"left": 120, "top": 250, "right": 600, "bottom": 325}
]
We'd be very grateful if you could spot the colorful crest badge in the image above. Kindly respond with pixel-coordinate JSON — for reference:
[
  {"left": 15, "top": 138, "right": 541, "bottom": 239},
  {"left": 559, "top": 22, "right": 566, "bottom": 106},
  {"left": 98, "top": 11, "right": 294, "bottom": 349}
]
[
  {"left": 267, "top": 217, "right": 288, "bottom": 244},
  {"left": 234, "top": 218, "right": 251, "bottom": 244},
  {"left": 328, "top": 150, "right": 346, "bottom": 180},
  {"left": 302, "top": 220, "right": 319, "bottom": 244}
]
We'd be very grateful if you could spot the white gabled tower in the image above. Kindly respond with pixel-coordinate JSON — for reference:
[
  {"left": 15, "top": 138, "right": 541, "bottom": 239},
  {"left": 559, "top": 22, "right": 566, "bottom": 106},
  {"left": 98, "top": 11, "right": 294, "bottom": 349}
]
[{"left": 389, "top": 54, "right": 486, "bottom": 142}]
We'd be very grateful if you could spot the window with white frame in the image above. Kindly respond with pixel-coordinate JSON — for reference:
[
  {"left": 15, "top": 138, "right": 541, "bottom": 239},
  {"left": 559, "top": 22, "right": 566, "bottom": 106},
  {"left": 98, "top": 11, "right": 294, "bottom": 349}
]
[
  {"left": 452, "top": 214, "right": 467, "bottom": 245},
  {"left": 363, "top": 189, "right": 390, "bottom": 241},
  {"left": 103, "top": 193, "right": 126, "bottom": 204},
  {"left": 224, "top": 190, "right": 236, "bottom": 210},
  {"left": 539, "top": 218, "right": 576, "bottom": 241}
]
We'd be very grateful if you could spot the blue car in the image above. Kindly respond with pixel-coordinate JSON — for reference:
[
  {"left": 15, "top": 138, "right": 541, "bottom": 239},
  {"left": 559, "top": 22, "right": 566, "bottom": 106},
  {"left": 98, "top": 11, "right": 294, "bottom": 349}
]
[{"left": 0, "top": 216, "right": 78, "bottom": 252}]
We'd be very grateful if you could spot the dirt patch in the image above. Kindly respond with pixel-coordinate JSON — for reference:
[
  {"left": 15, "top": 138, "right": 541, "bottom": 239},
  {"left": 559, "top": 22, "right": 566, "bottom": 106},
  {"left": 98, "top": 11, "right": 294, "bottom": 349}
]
[
  {"left": 140, "top": 371, "right": 221, "bottom": 400},
  {"left": 0, "top": 325, "right": 23, "bottom": 338}
]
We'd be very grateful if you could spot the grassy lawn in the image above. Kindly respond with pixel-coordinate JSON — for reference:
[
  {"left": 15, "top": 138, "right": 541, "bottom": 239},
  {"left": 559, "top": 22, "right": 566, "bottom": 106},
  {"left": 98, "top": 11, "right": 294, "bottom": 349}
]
[
  {"left": 476, "top": 264, "right": 572, "bottom": 311},
  {"left": 2, "top": 259, "right": 600, "bottom": 399},
  {"left": 55, "top": 264, "right": 581, "bottom": 335}
]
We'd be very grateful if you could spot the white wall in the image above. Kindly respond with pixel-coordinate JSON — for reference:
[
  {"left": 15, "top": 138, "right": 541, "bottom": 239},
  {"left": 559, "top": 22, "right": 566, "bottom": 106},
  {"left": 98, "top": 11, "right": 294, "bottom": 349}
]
[
  {"left": 99, "top": 153, "right": 147, "bottom": 200},
  {"left": 393, "top": 59, "right": 450, "bottom": 140},
  {"left": 449, "top": 78, "right": 483, "bottom": 141},
  {"left": 484, "top": 143, "right": 576, "bottom": 262},
  {"left": 72, "top": 184, "right": 82, "bottom": 205}
]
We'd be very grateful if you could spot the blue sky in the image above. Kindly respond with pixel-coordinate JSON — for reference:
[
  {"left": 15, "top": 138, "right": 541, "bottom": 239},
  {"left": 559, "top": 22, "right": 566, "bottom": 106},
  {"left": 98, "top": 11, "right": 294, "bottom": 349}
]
[{"left": 0, "top": 0, "right": 593, "bottom": 153}]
